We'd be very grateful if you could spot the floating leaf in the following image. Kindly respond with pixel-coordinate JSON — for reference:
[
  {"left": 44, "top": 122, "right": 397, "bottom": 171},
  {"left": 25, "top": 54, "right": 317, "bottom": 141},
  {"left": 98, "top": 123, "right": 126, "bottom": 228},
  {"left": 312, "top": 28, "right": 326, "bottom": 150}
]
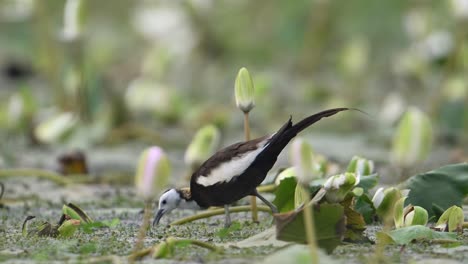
[
  {"left": 355, "top": 173, "right": 379, "bottom": 191},
  {"left": 391, "top": 107, "right": 433, "bottom": 167},
  {"left": 403, "top": 206, "right": 428, "bottom": 227},
  {"left": 341, "top": 196, "right": 369, "bottom": 243},
  {"left": 273, "top": 177, "right": 297, "bottom": 213},
  {"left": 274, "top": 167, "right": 296, "bottom": 186},
  {"left": 378, "top": 225, "right": 457, "bottom": 245},
  {"left": 354, "top": 194, "right": 375, "bottom": 224},
  {"left": 434, "top": 205, "right": 464, "bottom": 232},
  {"left": 57, "top": 219, "right": 80, "bottom": 238},
  {"left": 275, "top": 203, "right": 345, "bottom": 253},
  {"left": 62, "top": 203, "right": 92, "bottom": 223},
  {"left": 403, "top": 163, "right": 468, "bottom": 218}
]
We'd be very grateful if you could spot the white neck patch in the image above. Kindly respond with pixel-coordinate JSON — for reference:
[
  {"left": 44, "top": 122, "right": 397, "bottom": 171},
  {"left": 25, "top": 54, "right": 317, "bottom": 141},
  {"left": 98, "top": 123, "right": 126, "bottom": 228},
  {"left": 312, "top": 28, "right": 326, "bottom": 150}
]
[{"left": 196, "top": 139, "right": 269, "bottom": 187}]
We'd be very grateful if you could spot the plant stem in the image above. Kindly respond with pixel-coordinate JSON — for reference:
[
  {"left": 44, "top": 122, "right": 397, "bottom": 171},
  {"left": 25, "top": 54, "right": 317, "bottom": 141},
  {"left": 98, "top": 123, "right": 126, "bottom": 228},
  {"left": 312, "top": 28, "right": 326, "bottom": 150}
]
[
  {"left": 0, "top": 169, "right": 72, "bottom": 185},
  {"left": 256, "top": 184, "right": 277, "bottom": 193},
  {"left": 244, "top": 112, "right": 258, "bottom": 223},
  {"left": 170, "top": 205, "right": 271, "bottom": 226},
  {"left": 302, "top": 189, "right": 319, "bottom": 263},
  {"left": 130, "top": 201, "right": 152, "bottom": 263},
  {"left": 172, "top": 238, "right": 221, "bottom": 252}
]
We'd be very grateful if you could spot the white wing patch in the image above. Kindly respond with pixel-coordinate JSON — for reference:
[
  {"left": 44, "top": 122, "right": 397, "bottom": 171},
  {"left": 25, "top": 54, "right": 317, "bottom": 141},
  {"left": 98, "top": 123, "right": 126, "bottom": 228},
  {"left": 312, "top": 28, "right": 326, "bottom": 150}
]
[{"left": 196, "top": 139, "right": 269, "bottom": 187}]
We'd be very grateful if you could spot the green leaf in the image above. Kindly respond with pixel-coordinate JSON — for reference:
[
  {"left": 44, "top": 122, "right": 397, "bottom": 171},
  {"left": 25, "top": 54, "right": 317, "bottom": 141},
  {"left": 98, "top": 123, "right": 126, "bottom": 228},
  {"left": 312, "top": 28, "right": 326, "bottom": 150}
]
[
  {"left": 294, "top": 183, "right": 308, "bottom": 208},
  {"left": 435, "top": 205, "right": 464, "bottom": 232},
  {"left": 403, "top": 163, "right": 468, "bottom": 218},
  {"left": 79, "top": 219, "right": 120, "bottom": 233},
  {"left": 259, "top": 245, "right": 339, "bottom": 264},
  {"left": 273, "top": 177, "right": 297, "bottom": 213},
  {"left": 393, "top": 197, "right": 406, "bottom": 228},
  {"left": 216, "top": 222, "right": 242, "bottom": 239},
  {"left": 275, "top": 203, "right": 345, "bottom": 253},
  {"left": 354, "top": 194, "right": 375, "bottom": 224},
  {"left": 341, "top": 196, "right": 369, "bottom": 243},
  {"left": 356, "top": 173, "right": 379, "bottom": 191},
  {"left": 57, "top": 219, "right": 80, "bottom": 238},
  {"left": 378, "top": 225, "right": 457, "bottom": 245},
  {"left": 62, "top": 203, "right": 93, "bottom": 223}
]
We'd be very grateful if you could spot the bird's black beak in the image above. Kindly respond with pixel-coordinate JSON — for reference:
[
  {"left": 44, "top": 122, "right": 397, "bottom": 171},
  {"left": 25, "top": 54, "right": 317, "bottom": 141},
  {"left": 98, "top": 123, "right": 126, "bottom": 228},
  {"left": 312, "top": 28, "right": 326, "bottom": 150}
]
[{"left": 153, "top": 209, "right": 165, "bottom": 226}]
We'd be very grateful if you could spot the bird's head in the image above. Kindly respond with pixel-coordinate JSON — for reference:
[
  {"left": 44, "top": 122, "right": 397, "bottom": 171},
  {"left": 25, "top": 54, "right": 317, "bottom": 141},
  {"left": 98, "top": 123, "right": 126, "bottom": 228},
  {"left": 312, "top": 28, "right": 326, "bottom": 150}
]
[
  {"left": 153, "top": 188, "right": 181, "bottom": 226},
  {"left": 153, "top": 188, "right": 198, "bottom": 226}
]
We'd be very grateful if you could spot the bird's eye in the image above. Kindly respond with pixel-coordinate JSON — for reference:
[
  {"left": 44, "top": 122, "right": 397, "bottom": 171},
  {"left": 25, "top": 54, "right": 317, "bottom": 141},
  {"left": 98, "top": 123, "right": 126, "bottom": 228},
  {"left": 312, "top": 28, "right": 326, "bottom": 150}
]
[{"left": 162, "top": 200, "right": 167, "bottom": 205}]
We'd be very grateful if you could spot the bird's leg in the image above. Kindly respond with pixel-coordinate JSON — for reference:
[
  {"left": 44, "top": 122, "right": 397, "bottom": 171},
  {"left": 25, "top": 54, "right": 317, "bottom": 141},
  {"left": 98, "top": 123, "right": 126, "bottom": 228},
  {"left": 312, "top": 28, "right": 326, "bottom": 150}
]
[
  {"left": 224, "top": 205, "right": 231, "bottom": 228},
  {"left": 252, "top": 189, "right": 278, "bottom": 214}
]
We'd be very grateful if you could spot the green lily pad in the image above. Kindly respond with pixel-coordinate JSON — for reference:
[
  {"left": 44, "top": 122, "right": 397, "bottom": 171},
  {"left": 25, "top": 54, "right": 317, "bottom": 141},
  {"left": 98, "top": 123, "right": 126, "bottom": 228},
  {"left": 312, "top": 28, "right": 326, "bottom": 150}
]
[
  {"left": 378, "top": 225, "right": 457, "bottom": 245},
  {"left": 403, "top": 163, "right": 468, "bottom": 218},
  {"left": 273, "top": 177, "right": 297, "bottom": 213},
  {"left": 275, "top": 203, "right": 345, "bottom": 253}
]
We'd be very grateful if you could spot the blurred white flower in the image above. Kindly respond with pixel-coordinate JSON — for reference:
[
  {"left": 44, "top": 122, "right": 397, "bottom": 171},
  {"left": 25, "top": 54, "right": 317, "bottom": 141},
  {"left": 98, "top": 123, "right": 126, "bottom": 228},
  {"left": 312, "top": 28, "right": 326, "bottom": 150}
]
[
  {"left": 451, "top": 0, "right": 468, "bottom": 19},
  {"left": 403, "top": 9, "right": 428, "bottom": 40},
  {"left": 62, "top": 0, "right": 83, "bottom": 41},
  {"left": 418, "top": 31, "right": 454, "bottom": 61},
  {"left": 0, "top": 0, "right": 34, "bottom": 22},
  {"left": 378, "top": 92, "right": 406, "bottom": 126},
  {"left": 132, "top": 5, "right": 197, "bottom": 56}
]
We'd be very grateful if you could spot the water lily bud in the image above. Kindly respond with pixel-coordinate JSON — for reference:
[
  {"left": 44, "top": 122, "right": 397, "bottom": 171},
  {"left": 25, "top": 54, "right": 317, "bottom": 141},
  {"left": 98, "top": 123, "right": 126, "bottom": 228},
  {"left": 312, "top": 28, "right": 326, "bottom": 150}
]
[
  {"left": 152, "top": 241, "right": 171, "bottom": 259},
  {"left": 135, "top": 146, "right": 171, "bottom": 200},
  {"left": 34, "top": 112, "right": 78, "bottom": 144},
  {"left": 403, "top": 206, "right": 428, "bottom": 227},
  {"left": 346, "top": 156, "right": 374, "bottom": 176},
  {"left": 274, "top": 167, "right": 297, "bottom": 186},
  {"left": 391, "top": 107, "right": 433, "bottom": 167},
  {"left": 323, "top": 172, "right": 360, "bottom": 203},
  {"left": 435, "top": 205, "right": 464, "bottom": 232},
  {"left": 290, "top": 138, "right": 316, "bottom": 184},
  {"left": 184, "top": 124, "right": 220, "bottom": 168},
  {"left": 234, "top": 67, "right": 255, "bottom": 113},
  {"left": 372, "top": 187, "right": 408, "bottom": 221}
]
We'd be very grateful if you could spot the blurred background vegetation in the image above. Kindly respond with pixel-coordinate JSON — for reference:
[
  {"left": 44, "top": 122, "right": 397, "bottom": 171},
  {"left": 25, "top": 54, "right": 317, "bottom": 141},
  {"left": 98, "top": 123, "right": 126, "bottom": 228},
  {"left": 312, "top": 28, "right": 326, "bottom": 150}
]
[{"left": 0, "top": 0, "right": 466, "bottom": 176}]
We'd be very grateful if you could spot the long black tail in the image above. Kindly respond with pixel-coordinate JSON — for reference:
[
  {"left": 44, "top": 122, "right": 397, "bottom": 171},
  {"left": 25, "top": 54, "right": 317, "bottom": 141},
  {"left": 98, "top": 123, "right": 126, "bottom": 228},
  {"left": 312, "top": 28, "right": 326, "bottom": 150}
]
[
  {"left": 263, "top": 107, "right": 351, "bottom": 156},
  {"left": 289, "top": 107, "right": 349, "bottom": 136}
]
